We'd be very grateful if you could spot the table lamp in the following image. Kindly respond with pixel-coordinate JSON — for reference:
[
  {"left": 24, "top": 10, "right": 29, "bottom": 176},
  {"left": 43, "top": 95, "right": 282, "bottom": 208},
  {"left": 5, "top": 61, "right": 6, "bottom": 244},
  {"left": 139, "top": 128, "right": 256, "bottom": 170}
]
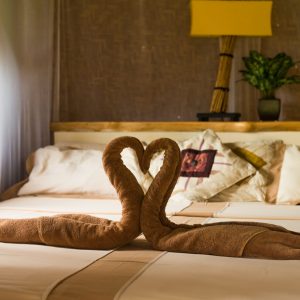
[{"left": 191, "top": 0, "right": 272, "bottom": 113}]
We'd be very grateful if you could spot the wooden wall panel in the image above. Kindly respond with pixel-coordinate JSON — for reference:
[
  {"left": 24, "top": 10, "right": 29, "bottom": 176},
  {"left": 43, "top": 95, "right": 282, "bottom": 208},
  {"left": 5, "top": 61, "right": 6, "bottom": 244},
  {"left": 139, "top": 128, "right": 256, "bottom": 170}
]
[{"left": 59, "top": 0, "right": 300, "bottom": 121}]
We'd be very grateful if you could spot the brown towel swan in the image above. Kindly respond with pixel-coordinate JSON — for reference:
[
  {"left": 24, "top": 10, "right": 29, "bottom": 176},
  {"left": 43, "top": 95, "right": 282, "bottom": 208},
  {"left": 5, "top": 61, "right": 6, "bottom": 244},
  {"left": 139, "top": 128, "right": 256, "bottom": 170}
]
[
  {"left": 0, "top": 137, "right": 144, "bottom": 249},
  {"left": 141, "top": 138, "right": 300, "bottom": 259}
]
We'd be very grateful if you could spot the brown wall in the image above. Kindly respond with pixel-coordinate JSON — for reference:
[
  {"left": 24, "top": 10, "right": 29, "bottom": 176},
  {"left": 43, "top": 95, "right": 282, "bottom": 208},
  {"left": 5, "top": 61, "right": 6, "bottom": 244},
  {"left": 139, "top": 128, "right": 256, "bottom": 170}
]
[{"left": 59, "top": 0, "right": 300, "bottom": 121}]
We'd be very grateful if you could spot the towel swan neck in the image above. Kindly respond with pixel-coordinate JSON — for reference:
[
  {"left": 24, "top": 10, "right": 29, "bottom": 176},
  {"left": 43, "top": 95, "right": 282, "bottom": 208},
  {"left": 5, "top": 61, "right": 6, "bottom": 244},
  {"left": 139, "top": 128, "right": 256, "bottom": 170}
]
[
  {"left": 141, "top": 138, "right": 191, "bottom": 244},
  {"left": 141, "top": 138, "right": 300, "bottom": 259},
  {"left": 102, "top": 136, "right": 145, "bottom": 231},
  {"left": 0, "top": 137, "right": 145, "bottom": 250}
]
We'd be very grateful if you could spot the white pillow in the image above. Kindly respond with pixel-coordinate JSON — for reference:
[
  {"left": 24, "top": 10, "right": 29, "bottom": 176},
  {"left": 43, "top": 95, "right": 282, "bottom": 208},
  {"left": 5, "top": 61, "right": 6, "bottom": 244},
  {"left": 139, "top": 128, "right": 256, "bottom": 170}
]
[
  {"left": 276, "top": 145, "right": 300, "bottom": 205},
  {"left": 211, "top": 140, "right": 283, "bottom": 202},
  {"left": 149, "top": 130, "right": 256, "bottom": 201},
  {"left": 58, "top": 142, "right": 152, "bottom": 192},
  {"left": 121, "top": 148, "right": 152, "bottom": 192},
  {"left": 18, "top": 145, "right": 152, "bottom": 197}
]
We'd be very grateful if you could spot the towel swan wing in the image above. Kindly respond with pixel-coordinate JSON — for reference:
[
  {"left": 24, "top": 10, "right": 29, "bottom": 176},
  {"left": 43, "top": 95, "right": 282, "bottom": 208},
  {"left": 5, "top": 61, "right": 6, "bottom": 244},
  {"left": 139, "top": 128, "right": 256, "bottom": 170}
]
[{"left": 141, "top": 138, "right": 300, "bottom": 259}]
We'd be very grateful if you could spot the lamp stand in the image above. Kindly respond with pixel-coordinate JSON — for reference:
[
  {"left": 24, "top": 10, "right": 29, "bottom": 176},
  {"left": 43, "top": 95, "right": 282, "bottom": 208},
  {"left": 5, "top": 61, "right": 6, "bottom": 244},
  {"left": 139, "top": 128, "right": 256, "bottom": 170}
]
[{"left": 210, "top": 35, "right": 236, "bottom": 113}]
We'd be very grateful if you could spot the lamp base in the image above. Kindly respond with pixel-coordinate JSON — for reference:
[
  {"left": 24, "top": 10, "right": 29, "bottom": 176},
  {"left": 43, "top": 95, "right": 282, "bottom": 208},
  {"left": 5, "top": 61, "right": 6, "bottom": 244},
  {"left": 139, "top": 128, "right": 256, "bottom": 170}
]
[
  {"left": 197, "top": 112, "right": 241, "bottom": 122},
  {"left": 210, "top": 36, "right": 236, "bottom": 113}
]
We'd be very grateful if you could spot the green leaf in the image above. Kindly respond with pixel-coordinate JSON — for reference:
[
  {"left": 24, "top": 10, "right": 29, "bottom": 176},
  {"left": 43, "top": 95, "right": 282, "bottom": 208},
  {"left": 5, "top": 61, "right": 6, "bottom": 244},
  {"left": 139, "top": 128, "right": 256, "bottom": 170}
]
[{"left": 239, "top": 51, "right": 300, "bottom": 96}]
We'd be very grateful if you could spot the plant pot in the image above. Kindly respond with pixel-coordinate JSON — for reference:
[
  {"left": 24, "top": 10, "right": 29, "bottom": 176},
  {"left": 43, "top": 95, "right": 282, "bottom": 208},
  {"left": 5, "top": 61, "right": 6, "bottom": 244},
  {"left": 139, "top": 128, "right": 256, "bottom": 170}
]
[{"left": 257, "top": 98, "right": 281, "bottom": 121}]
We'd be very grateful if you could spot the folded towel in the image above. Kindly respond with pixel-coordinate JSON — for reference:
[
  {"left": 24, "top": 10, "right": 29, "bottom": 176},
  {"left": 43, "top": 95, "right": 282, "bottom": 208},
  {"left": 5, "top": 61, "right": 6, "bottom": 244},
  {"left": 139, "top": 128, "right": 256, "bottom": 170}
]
[
  {"left": 0, "top": 137, "right": 144, "bottom": 249},
  {"left": 141, "top": 138, "right": 300, "bottom": 259}
]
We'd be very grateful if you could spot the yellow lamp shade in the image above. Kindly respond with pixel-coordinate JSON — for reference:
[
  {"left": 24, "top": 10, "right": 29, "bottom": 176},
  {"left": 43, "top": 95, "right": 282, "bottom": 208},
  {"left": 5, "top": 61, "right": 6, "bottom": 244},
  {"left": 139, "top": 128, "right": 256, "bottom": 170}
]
[{"left": 191, "top": 0, "right": 272, "bottom": 36}]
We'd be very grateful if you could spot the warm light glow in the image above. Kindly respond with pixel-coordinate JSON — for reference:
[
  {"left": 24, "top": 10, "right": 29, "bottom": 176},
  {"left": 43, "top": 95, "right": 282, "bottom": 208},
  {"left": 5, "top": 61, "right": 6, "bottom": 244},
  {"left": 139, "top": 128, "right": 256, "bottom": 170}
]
[
  {"left": 0, "top": 12, "right": 22, "bottom": 191},
  {"left": 191, "top": 0, "right": 272, "bottom": 36}
]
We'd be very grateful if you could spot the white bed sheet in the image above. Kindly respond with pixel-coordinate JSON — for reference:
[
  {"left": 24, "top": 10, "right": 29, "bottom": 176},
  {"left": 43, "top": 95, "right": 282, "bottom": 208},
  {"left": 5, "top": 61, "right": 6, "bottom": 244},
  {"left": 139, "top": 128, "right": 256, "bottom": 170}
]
[
  {"left": 118, "top": 251, "right": 300, "bottom": 300},
  {"left": 0, "top": 195, "right": 190, "bottom": 300},
  {"left": 0, "top": 243, "right": 111, "bottom": 300},
  {"left": 0, "top": 196, "right": 120, "bottom": 300},
  {"left": 0, "top": 195, "right": 190, "bottom": 219},
  {"left": 117, "top": 205, "right": 300, "bottom": 300},
  {"left": 214, "top": 202, "right": 300, "bottom": 220}
]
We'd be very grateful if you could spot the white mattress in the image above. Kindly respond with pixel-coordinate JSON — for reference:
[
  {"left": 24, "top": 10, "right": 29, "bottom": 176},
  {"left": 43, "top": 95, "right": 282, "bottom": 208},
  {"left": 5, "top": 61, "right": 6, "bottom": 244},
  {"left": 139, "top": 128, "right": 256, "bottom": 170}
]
[
  {"left": 0, "top": 243, "right": 111, "bottom": 300},
  {"left": 117, "top": 204, "right": 300, "bottom": 300},
  {"left": 0, "top": 195, "right": 190, "bottom": 300},
  {"left": 118, "top": 252, "right": 300, "bottom": 300},
  {"left": 0, "top": 196, "right": 119, "bottom": 300},
  {"left": 0, "top": 195, "right": 190, "bottom": 220},
  {"left": 1, "top": 197, "right": 300, "bottom": 299},
  {"left": 214, "top": 202, "right": 300, "bottom": 220}
]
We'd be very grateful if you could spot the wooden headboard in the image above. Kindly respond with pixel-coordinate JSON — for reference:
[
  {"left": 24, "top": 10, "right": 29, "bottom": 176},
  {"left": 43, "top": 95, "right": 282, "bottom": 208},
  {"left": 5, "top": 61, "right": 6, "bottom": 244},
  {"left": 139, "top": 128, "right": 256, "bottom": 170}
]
[{"left": 51, "top": 121, "right": 300, "bottom": 145}]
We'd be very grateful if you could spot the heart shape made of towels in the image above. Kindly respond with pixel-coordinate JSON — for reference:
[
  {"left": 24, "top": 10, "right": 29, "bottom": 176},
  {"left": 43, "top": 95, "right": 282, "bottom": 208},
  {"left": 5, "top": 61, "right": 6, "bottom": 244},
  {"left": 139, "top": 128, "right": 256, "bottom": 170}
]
[{"left": 0, "top": 136, "right": 300, "bottom": 258}]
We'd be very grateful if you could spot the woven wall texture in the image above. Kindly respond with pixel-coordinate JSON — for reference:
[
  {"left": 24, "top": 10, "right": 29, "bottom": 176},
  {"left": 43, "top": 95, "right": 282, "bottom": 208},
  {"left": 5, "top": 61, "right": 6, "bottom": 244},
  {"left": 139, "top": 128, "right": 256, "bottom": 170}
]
[{"left": 59, "top": 0, "right": 300, "bottom": 121}]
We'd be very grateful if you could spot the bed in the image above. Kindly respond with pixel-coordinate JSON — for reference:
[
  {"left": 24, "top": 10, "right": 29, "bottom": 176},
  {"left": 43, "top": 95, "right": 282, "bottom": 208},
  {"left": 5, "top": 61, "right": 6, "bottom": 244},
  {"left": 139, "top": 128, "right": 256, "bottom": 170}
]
[{"left": 1, "top": 121, "right": 300, "bottom": 300}]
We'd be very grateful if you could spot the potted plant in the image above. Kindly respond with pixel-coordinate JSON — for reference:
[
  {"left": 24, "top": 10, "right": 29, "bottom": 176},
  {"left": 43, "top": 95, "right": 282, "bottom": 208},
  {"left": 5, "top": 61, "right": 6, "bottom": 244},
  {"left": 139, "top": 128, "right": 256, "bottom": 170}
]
[{"left": 240, "top": 50, "right": 300, "bottom": 120}]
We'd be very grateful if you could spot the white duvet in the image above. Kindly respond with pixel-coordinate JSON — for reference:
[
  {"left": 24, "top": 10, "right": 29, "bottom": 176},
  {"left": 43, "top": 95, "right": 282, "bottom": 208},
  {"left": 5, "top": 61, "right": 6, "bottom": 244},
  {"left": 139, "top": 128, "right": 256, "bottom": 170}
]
[
  {"left": 214, "top": 202, "right": 300, "bottom": 220},
  {"left": 118, "top": 252, "right": 300, "bottom": 300},
  {"left": 0, "top": 196, "right": 118, "bottom": 300},
  {"left": 1, "top": 198, "right": 300, "bottom": 300},
  {"left": 0, "top": 243, "right": 111, "bottom": 300},
  {"left": 0, "top": 194, "right": 191, "bottom": 220},
  {"left": 0, "top": 195, "right": 190, "bottom": 300},
  {"left": 117, "top": 202, "right": 300, "bottom": 300}
]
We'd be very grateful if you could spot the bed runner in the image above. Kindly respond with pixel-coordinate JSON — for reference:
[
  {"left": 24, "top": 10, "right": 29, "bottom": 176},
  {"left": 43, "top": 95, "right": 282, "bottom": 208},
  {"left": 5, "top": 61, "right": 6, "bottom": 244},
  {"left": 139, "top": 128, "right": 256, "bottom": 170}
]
[
  {"left": 47, "top": 216, "right": 208, "bottom": 300},
  {"left": 47, "top": 213, "right": 300, "bottom": 300},
  {"left": 48, "top": 237, "right": 160, "bottom": 300},
  {"left": 175, "top": 202, "right": 228, "bottom": 217}
]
